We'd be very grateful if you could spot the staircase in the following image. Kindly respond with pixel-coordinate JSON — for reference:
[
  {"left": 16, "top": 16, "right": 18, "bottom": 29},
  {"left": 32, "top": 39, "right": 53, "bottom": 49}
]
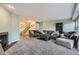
[{"left": 20, "top": 21, "right": 34, "bottom": 40}]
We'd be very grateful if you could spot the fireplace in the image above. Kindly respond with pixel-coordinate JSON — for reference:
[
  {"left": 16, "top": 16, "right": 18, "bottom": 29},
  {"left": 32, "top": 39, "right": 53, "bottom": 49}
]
[{"left": 0, "top": 32, "right": 8, "bottom": 50}]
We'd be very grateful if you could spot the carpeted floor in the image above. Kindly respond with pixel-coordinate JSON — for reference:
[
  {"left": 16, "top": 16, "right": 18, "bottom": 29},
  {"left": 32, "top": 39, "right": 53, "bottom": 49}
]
[
  {"left": 5, "top": 38, "right": 79, "bottom": 55},
  {"left": 3, "top": 41, "right": 18, "bottom": 51}
]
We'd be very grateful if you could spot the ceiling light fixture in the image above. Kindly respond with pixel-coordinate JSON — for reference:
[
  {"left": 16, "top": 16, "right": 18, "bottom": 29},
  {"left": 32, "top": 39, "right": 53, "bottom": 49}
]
[{"left": 7, "top": 4, "right": 15, "bottom": 9}]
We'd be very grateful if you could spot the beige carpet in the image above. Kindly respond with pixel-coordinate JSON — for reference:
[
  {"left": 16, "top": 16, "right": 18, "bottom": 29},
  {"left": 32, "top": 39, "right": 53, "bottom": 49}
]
[{"left": 5, "top": 38, "right": 79, "bottom": 55}]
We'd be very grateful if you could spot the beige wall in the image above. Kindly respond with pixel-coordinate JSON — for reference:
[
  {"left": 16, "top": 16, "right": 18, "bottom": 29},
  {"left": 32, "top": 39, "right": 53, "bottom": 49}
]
[
  {"left": 42, "top": 21, "right": 55, "bottom": 31},
  {"left": 0, "top": 6, "right": 11, "bottom": 32},
  {"left": 0, "top": 6, "right": 19, "bottom": 44}
]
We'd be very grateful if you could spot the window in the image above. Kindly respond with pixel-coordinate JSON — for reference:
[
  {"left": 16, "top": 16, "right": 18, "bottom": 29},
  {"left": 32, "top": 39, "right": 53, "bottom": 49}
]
[
  {"left": 63, "top": 22, "right": 75, "bottom": 32},
  {"left": 78, "top": 18, "right": 79, "bottom": 27},
  {"left": 77, "top": 18, "right": 79, "bottom": 32},
  {"left": 36, "top": 22, "right": 40, "bottom": 30},
  {"left": 75, "top": 17, "right": 79, "bottom": 33},
  {"left": 36, "top": 22, "right": 42, "bottom": 30}
]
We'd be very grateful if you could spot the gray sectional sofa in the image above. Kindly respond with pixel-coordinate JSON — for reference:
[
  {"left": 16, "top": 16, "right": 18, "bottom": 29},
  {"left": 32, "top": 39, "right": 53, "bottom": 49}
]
[{"left": 55, "top": 38, "right": 74, "bottom": 49}]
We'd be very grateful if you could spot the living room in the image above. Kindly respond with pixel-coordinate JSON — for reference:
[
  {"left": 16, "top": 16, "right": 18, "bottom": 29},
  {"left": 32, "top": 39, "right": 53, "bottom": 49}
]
[{"left": 0, "top": 3, "right": 79, "bottom": 55}]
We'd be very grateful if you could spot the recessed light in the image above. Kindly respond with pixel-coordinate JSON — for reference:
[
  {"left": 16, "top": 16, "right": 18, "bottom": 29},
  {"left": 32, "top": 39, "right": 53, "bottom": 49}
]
[{"left": 7, "top": 4, "right": 15, "bottom": 9}]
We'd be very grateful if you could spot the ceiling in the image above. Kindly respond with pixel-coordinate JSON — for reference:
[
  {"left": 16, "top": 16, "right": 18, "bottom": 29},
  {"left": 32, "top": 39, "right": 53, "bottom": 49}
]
[{"left": 2, "top": 3, "right": 75, "bottom": 21}]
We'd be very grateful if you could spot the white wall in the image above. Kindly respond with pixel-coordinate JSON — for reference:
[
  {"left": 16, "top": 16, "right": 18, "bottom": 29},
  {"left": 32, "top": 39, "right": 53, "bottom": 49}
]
[
  {"left": 0, "top": 6, "right": 19, "bottom": 44},
  {"left": 37, "top": 20, "right": 75, "bottom": 32}
]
